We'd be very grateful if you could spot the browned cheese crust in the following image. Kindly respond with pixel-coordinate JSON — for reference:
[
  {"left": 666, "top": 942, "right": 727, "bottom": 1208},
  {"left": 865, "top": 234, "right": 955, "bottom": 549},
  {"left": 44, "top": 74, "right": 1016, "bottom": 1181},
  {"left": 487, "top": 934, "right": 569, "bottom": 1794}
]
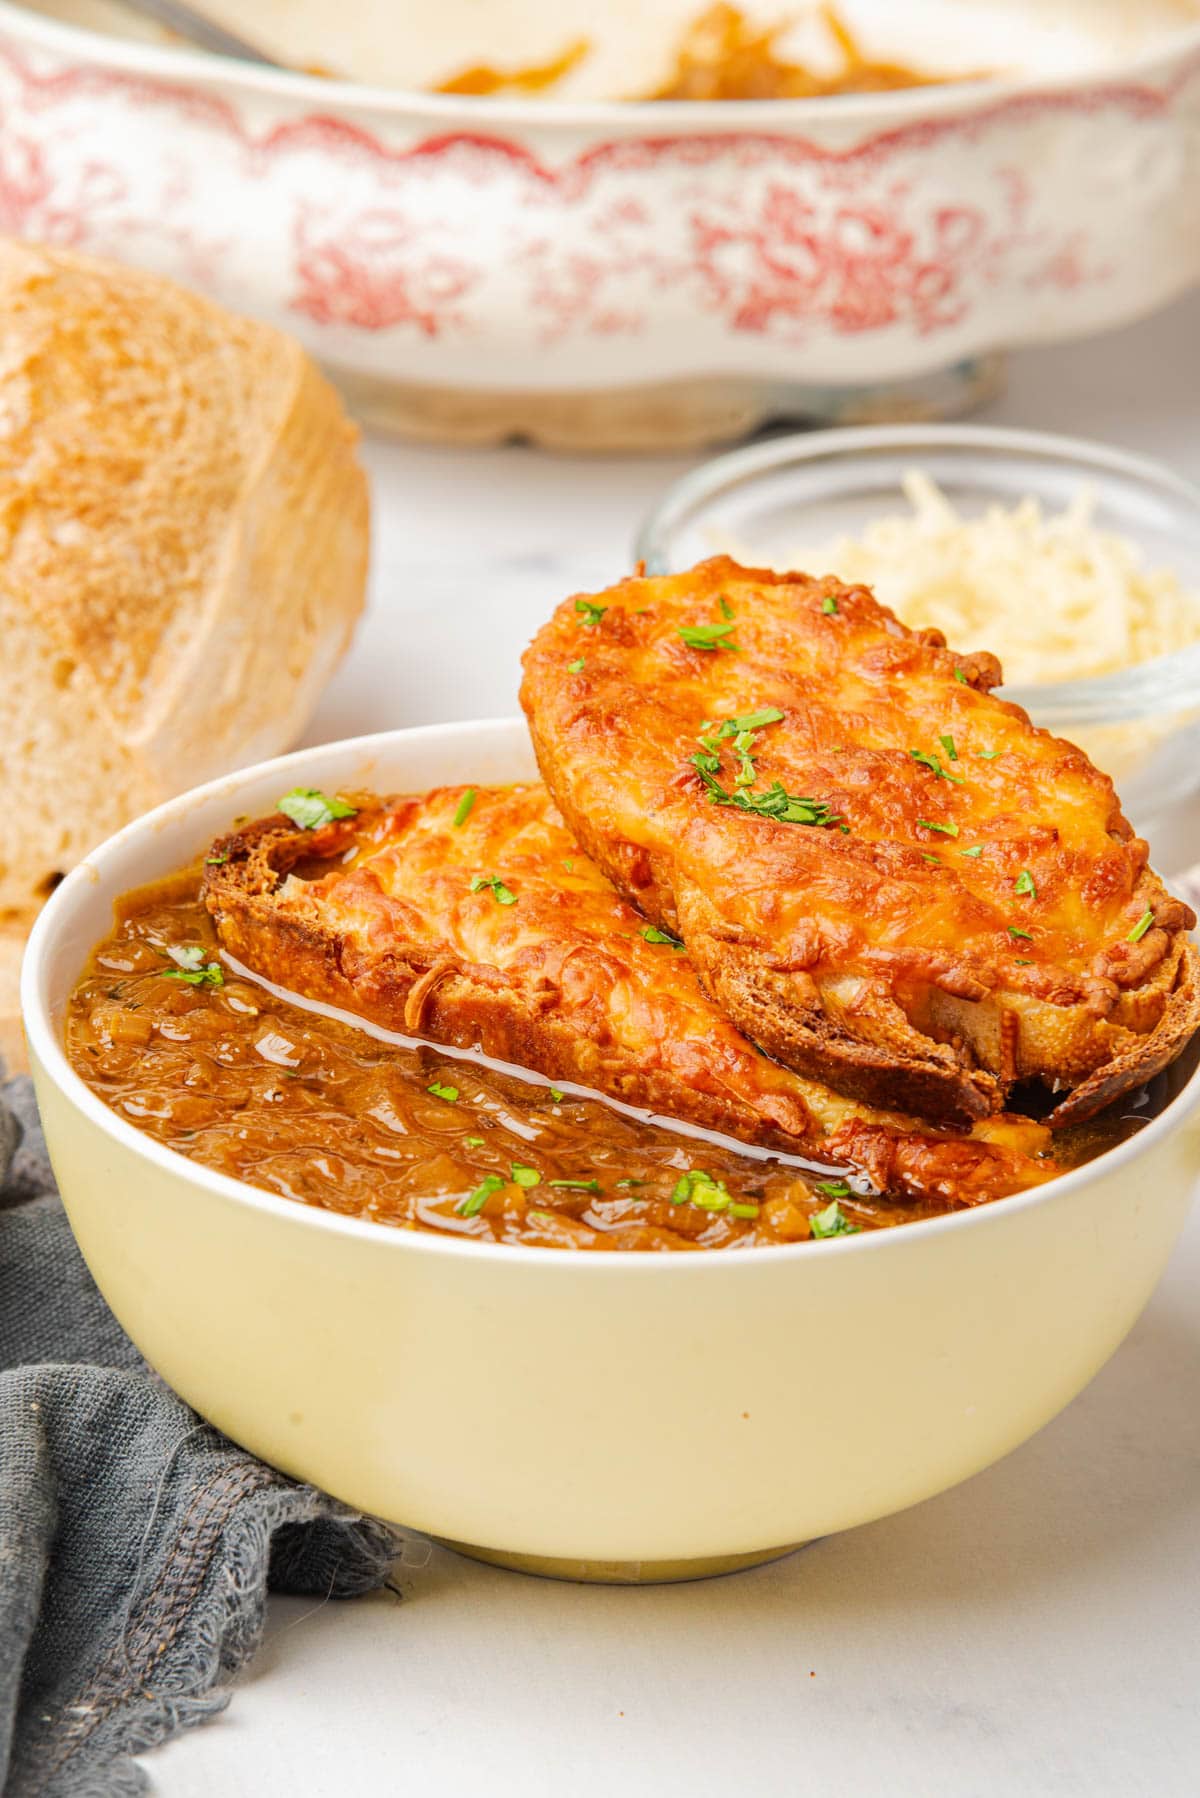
[
  {"left": 519, "top": 558, "right": 1200, "bottom": 1127},
  {"left": 203, "top": 784, "right": 1055, "bottom": 1209}
]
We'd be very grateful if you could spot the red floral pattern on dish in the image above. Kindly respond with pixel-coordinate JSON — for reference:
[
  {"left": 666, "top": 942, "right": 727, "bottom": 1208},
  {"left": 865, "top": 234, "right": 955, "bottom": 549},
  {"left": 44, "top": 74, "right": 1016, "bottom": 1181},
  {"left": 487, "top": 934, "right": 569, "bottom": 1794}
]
[{"left": 0, "top": 36, "right": 1194, "bottom": 346}]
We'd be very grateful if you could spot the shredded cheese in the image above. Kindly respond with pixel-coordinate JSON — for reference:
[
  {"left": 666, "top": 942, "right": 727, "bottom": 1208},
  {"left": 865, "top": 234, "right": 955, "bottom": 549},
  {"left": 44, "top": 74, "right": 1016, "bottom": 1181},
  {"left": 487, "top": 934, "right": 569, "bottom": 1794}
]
[{"left": 782, "top": 470, "right": 1200, "bottom": 688}]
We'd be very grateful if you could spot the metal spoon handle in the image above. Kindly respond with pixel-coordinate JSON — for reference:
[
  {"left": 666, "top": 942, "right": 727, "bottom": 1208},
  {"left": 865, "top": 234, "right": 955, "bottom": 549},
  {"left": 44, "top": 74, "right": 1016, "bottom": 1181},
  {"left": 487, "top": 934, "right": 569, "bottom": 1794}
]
[{"left": 112, "top": 0, "right": 285, "bottom": 68}]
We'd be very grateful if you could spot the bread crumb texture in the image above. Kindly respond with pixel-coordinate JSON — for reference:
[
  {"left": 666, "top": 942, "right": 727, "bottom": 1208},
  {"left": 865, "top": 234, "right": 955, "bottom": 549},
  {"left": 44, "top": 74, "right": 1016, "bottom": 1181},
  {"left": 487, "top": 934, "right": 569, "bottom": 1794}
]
[{"left": 0, "top": 238, "right": 368, "bottom": 921}]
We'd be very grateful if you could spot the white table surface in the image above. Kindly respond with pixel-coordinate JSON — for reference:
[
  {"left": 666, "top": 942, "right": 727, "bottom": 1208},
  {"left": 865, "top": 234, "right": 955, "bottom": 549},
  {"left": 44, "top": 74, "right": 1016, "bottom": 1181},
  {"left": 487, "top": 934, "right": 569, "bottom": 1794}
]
[{"left": 147, "top": 291, "right": 1200, "bottom": 1797}]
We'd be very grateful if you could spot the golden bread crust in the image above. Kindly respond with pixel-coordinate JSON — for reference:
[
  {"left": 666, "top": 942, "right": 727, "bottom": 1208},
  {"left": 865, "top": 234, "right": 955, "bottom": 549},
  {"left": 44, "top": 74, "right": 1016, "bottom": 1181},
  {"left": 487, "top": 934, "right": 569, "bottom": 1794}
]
[
  {"left": 520, "top": 557, "right": 1199, "bottom": 1125},
  {"left": 203, "top": 783, "right": 1054, "bottom": 1208}
]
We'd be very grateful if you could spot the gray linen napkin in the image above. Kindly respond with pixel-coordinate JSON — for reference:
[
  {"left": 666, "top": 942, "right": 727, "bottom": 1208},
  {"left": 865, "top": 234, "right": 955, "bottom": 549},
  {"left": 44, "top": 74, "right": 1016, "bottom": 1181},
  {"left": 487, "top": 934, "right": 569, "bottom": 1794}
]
[{"left": 0, "top": 1070, "right": 396, "bottom": 1798}]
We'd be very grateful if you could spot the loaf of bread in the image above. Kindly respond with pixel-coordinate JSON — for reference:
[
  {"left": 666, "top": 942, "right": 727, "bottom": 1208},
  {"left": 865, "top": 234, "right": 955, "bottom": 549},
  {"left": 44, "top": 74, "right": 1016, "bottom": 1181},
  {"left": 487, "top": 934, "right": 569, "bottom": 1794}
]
[{"left": 0, "top": 239, "right": 369, "bottom": 924}]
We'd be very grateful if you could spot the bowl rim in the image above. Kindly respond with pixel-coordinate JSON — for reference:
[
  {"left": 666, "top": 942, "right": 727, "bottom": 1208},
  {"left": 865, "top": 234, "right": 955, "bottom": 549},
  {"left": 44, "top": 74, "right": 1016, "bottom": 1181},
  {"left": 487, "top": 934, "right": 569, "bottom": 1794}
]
[
  {"left": 635, "top": 421, "right": 1200, "bottom": 726},
  {"left": 3, "top": 1, "right": 1199, "bottom": 131},
  {"left": 21, "top": 717, "right": 1200, "bottom": 1274}
]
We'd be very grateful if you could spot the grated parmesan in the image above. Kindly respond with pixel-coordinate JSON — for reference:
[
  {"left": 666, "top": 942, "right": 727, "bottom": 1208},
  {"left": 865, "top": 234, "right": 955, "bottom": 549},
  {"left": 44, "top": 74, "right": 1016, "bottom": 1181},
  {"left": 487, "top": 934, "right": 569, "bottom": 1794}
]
[{"left": 780, "top": 470, "right": 1200, "bottom": 689}]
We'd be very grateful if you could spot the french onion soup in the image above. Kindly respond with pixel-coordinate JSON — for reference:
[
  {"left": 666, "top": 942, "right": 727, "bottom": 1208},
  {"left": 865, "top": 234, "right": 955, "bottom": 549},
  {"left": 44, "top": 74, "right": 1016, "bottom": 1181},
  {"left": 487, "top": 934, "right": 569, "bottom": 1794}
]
[{"left": 64, "top": 779, "right": 1192, "bottom": 1253}]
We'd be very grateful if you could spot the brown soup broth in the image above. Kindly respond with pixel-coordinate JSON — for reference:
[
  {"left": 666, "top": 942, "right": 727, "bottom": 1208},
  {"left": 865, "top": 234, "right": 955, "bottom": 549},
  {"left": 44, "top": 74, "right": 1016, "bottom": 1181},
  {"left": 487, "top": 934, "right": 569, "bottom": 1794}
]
[{"left": 63, "top": 874, "right": 1184, "bottom": 1253}]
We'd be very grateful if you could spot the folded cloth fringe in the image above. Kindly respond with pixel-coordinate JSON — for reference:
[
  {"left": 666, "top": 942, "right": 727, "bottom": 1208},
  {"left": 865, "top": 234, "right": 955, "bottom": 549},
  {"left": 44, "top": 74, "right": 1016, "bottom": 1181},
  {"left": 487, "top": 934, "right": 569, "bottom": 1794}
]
[{"left": 0, "top": 1071, "right": 396, "bottom": 1798}]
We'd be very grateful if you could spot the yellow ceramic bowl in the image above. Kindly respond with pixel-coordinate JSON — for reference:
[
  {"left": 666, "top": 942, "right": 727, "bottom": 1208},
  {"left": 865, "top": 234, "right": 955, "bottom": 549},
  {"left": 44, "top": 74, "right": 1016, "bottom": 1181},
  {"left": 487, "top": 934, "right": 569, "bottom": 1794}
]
[{"left": 22, "top": 721, "right": 1200, "bottom": 1582}]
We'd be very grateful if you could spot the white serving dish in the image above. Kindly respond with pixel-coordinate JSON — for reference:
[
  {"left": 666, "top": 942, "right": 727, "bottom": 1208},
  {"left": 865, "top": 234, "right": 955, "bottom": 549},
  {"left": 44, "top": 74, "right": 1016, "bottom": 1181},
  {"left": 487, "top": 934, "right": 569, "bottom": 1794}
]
[
  {"left": 21, "top": 718, "right": 1200, "bottom": 1581},
  {"left": 2, "top": 1, "right": 1198, "bottom": 448}
]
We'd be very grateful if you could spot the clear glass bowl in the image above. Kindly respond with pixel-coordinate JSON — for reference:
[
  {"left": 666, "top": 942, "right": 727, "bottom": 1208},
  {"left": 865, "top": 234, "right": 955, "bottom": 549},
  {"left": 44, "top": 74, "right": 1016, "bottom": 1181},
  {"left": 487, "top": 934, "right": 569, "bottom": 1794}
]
[{"left": 635, "top": 424, "right": 1200, "bottom": 842}]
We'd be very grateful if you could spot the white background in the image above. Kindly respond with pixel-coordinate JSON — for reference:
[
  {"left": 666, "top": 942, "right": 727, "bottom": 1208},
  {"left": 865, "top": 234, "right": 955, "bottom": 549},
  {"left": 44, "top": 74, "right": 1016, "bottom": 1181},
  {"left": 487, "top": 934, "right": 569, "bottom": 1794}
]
[{"left": 149, "top": 290, "right": 1200, "bottom": 1797}]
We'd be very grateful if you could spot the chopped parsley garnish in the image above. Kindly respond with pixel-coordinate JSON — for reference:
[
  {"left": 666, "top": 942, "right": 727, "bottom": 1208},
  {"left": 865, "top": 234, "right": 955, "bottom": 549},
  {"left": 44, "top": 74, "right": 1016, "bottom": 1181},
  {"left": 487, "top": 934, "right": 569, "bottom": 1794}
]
[
  {"left": 511, "top": 1164, "right": 541, "bottom": 1189},
  {"left": 917, "top": 819, "right": 959, "bottom": 838},
  {"left": 205, "top": 853, "right": 228, "bottom": 866},
  {"left": 641, "top": 924, "right": 684, "bottom": 949},
  {"left": 690, "top": 757, "right": 841, "bottom": 827},
  {"left": 548, "top": 1178, "right": 601, "bottom": 1193},
  {"left": 548, "top": 1087, "right": 565, "bottom": 1103},
  {"left": 526, "top": 1211, "right": 556, "bottom": 1227},
  {"left": 938, "top": 734, "right": 958, "bottom": 762},
  {"left": 976, "top": 749, "right": 1001, "bottom": 761},
  {"left": 729, "top": 1201, "right": 761, "bottom": 1220},
  {"left": 453, "top": 789, "right": 476, "bottom": 828},
  {"left": 470, "top": 874, "right": 516, "bottom": 906},
  {"left": 960, "top": 845, "right": 984, "bottom": 858},
  {"left": 465, "top": 1136, "right": 486, "bottom": 1149},
  {"left": 953, "top": 668, "right": 969, "bottom": 684},
  {"left": 1008, "top": 925, "right": 1033, "bottom": 942},
  {"left": 567, "top": 657, "right": 585, "bottom": 675},
  {"left": 814, "top": 1179, "right": 851, "bottom": 1199},
  {"left": 160, "top": 945, "right": 225, "bottom": 988},
  {"left": 821, "top": 596, "right": 839, "bottom": 616},
  {"left": 1127, "top": 908, "right": 1155, "bottom": 944},
  {"left": 910, "top": 749, "right": 964, "bottom": 785},
  {"left": 426, "top": 1081, "right": 458, "bottom": 1103},
  {"left": 1014, "top": 958, "right": 1033, "bottom": 965},
  {"left": 921, "top": 853, "right": 941, "bottom": 864},
  {"left": 615, "top": 1178, "right": 648, "bottom": 1189},
  {"left": 670, "top": 1169, "right": 736, "bottom": 1212},
  {"left": 679, "top": 620, "right": 739, "bottom": 652},
  {"left": 457, "top": 1173, "right": 504, "bottom": 1217},
  {"left": 719, "top": 596, "right": 734, "bottom": 620},
  {"left": 1014, "top": 869, "right": 1037, "bottom": 898},
  {"left": 574, "top": 598, "right": 607, "bottom": 628},
  {"left": 810, "top": 1200, "right": 861, "bottom": 1239},
  {"left": 277, "top": 788, "right": 357, "bottom": 830}
]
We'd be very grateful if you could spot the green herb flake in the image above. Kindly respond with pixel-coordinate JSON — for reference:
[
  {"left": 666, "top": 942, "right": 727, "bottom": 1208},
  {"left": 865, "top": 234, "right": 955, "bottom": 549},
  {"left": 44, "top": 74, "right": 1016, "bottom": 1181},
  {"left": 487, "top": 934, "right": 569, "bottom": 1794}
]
[
  {"left": 917, "top": 818, "right": 960, "bottom": 838},
  {"left": 976, "top": 749, "right": 1001, "bottom": 760},
  {"left": 574, "top": 598, "right": 607, "bottom": 628},
  {"left": 277, "top": 788, "right": 357, "bottom": 831},
  {"left": 615, "top": 1178, "right": 648, "bottom": 1189},
  {"left": 814, "top": 1179, "right": 851, "bottom": 1199},
  {"left": 641, "top": 924, "right": 685, "bottom": 950},
  {"left": 470, "top": 873, "right": 517, "bottom": 906},
  {"left": 511, "top": 1164, "right": 541, "bottom": 1189},
  {"left": 910, "top": 749, "right": 964, "bottom": 785},
  {"left": 567, "top": 657, "right": 585, "bottom": 675},
  {"left": 938, "top": 734, "right": 958, "bottom": 762},
  {"left": 426, "top": 1080, "right": 459, "bottom": 1103},
  {"left": 465, "top": 1136, "right": 486, "bottom": 1149},
  {"left": 453, "top": 789, "right": 476, "bottom": 828},
  {"left": 1008, "top": 925, "right": 1033, "bottom": 942},
  {"left": 457, "top": 1173, "right": 505, "bottom": 1218},
  {"left": 678, "top": 620, "right": 740, "bottom": 652},
  {"left": 822, "top": 595, "right": 839, "bottom": 616},
  {"left": 953, "top": 668, "right": 969, "bottom": 685},
  {"left": 729, "top": 1201, "right": 761, "bottom": 1220},
  {"left": 921, "top": 853, "right": 941, "bottom": 864},
  {"left": 1015, "top": 869, "right": 1037, "bottom": 898},
  {"left": 1127, "top": 908, "right": 1155, "bottom": 944},
  {"left": 548, "top": 1178, "right": 601, "bottom": 1193},
  {"left": 526, "top": 1211, "right": 556, "bottom": 1227},
  {"left": 810, "top": 1199, "right": 861, "bottom": 1239},
  {"left": 1014, "top": 958, "right": 1033, "bottom": 965},
  {"left": 548, "top": 1087, "right": 565, "bottom": 1103},
  {"left": 204, "top": 853, "right": 228, "bottom": 866},
  {"left": 670, "top": 1169, "right": 734, "bottom": 1213},
  {"left": 729, "top": 707, "right": 784, "bottom": 733},
  {"left": 719, "top": 595, "right": 735, "bottom": 621},
  {"left": 960, "top": 845, "right": 984, "bottom": 859},
  {"left": 161, "top": 959, "right": 225, "bottom": 989}
]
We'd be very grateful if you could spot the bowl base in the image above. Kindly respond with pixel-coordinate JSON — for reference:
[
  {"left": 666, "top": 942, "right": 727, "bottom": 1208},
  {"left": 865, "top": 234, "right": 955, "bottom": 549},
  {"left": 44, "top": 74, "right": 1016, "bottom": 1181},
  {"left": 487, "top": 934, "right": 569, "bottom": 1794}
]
[
  {"left": 328, "top": 357, "right": 1006, "bottom": 454},
  {"left": 434, "top": 1538, "right": 808, "bottom": 1584}
]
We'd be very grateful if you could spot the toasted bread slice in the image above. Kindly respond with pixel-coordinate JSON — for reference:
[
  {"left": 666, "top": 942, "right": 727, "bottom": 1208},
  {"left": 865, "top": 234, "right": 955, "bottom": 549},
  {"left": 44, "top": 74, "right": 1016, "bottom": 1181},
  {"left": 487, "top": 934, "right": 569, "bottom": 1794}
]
[
  {"left": 203, "top": 783, "right": 1054, "bottom": 1209},
  {"left": 520, "top": 558, "right": 1200, "bottom": 1127}
]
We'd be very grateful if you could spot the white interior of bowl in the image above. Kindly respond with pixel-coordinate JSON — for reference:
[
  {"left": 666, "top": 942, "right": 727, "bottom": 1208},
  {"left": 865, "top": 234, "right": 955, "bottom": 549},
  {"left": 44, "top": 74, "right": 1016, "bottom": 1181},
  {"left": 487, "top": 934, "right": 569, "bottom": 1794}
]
[
  {"left": 16, "top": 0, "right": 1200, "bottom": 96},
  {"left": 20, "top": 716, "right": 1200, "bottom": 1268}
]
